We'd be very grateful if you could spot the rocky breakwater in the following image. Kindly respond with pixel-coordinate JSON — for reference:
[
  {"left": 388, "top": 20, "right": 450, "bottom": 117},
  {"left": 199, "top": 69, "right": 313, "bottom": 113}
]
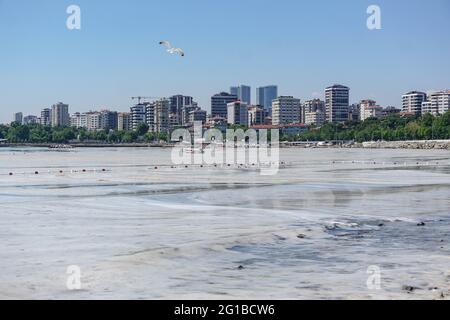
[{"left": 362, "top": 140, "right": 450, "bottom": 150}]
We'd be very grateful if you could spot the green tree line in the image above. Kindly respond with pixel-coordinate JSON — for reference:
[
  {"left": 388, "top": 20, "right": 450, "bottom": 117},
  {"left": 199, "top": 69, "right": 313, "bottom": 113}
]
[
  {"left": 291, "top": 112, "right": 450, "bottom": 142},
  {"left": 1, "top": 112, "right": 450, "bottom": 144},
  {"left": 0, "top": 122, "right": 168, "bottom": 144}
]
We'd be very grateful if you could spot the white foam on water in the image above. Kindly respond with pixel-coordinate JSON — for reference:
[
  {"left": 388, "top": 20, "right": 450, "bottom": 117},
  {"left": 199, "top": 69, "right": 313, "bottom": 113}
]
[{"left": 0, "top": 147, "right": 449, "bottom": 299}]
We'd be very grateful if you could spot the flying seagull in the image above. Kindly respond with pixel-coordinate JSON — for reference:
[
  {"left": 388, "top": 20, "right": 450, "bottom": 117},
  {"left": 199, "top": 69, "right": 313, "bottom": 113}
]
[{"left": 159, "top": 41, "right": 185, "bottom": 57}]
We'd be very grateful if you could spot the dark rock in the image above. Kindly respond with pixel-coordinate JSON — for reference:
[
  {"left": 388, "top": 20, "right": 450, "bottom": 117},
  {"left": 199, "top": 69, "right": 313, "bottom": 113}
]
[
  {"left": 402, "top": 285, "right": 418, "bottom": 293},
  {"left": 237, "top": 265, "right": 245, "bottom": 270},
  {"left": 417, "top": 222, "right": 426, "bottom": 226},
  {"left": 297, "top": 234, "right": 306, "bottom": 239}
]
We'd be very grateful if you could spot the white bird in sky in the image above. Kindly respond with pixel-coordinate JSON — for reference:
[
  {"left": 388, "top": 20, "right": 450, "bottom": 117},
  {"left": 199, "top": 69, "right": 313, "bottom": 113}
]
[{"left": 159, "top": 41, "right": 185, "bottom": 57}]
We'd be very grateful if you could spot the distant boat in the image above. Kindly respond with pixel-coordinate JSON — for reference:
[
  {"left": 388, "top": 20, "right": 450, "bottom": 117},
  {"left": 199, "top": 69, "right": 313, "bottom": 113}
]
[
  {"left": 183, "top": 147, "right": 204, "bottom": 154},
  {"left": 49, "top": 144, "right": 73, "bottom": 150}
]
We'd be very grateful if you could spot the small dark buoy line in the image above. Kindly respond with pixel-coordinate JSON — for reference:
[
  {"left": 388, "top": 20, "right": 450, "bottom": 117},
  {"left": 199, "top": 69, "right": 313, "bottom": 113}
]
[
  {"left": 145, "top": 161, "right": 290, "bottom": 171},
  {"left": 2, "top": 159, "right": 448, "bottom": 177},
  {"left": 1, "top": 168, "right": 111, "bottom": 177},
  {"left": 330, "top": 160, "right": 450, "bottom": 167}
]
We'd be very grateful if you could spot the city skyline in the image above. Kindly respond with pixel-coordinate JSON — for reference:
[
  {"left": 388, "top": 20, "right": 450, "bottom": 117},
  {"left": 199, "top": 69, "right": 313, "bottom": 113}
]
[{"left": 1, "top": 0, "right": 449, "bottom": 123}]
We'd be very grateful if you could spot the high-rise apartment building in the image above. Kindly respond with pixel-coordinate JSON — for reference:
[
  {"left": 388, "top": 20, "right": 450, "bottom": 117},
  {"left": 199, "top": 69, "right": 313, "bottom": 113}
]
[
  {"left": 130, "top": 103, "right": 148, "bottom": 130},
  {"left": 272, "top": 96, "right": 301, "bottom": 126},
  {"left": 40, "top": 108, "right": 52, "bottom": 126},
  {"left": 51, "top": 102, "right": 70, "bottom": 127},
  {"left": 421, "top": 90, "right": 450, "bottom": 115},
  {"left": 402, "top": 91, "right": 426, "bottom": 115},
  {"left": 170, "top": 95, "right": 193, "bottom": 114},
  {"left": 169, "top": 95, "right": 195, "bottom": 126},
  {"left": 211, "top": 92, "right": 238, "bottom": 118},
  {"left": 146, "top": 99, "right": 170, "bottom": 133},
  {"left": 325, "top": 85, "right": 350, "bottom": 123},
  {"left": 13, "top": 112, "right": 23, "bottom": 124}
]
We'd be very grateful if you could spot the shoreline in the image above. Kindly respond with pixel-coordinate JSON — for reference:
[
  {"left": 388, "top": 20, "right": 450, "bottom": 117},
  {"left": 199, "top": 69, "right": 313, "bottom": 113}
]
[{"left": 1, "top": 139, "right": 450, "bottom": 150}]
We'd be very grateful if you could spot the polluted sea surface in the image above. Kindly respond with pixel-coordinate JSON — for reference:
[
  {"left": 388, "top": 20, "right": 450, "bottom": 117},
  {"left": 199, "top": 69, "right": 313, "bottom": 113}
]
[{"left": 0, "top": 147, "right": 449, "bottom": 299}]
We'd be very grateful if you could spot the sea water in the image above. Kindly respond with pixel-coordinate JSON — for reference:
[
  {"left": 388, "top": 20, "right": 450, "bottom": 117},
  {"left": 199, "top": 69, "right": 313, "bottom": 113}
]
[{"left": 0, "top": 147, "right": 449, "bottom": 299}]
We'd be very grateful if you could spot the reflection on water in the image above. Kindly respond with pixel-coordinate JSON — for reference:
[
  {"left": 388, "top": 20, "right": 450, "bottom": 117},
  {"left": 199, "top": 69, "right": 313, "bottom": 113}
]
[{"left": 0, "top": 147, "right": 449, "bottom": 299}]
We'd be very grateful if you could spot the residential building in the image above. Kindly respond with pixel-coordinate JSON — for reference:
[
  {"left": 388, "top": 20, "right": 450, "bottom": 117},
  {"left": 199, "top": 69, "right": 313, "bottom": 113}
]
[
  {"left": 227, "top": 101, "right": 248, "bottom": 126},
  {"left": 348, "top": 103, "right": 360, "bottom": 121},
  {"left": 402, "top": 91, "right": 426, "bottom": 115},
  {"left": 181, "top": 104, "right": 199, "bottom": 126},
  {"left": 359, "top": 100, "right": 377, "bottom": 121},
  {"left": 170, "top": 95, "right": 195, "bottom": 126},
  {"left": 248, "top": 105, "right": 265, "bottom": 126},
  {"left": 188, "top": 109, "right": 207, "bottom": 125},
  {"left": 422, "top": 90, "right": 450, "bottom": 115},
  {"left": 304, "top": 110, "right": 326, "bottom": 126},
  {"left": 169, "top": 113, "right": 181, "bottom": 128},
  {"left": 13, "top": 112, "right": 23, "bottom": 124},
  {"left": 130, "top": 103, "right": 148, "bottom": 130},
  {"left": 51, "top": 102, "right": 70, "bottom": 127},
  {"left": 40, "top": 108, "right": 52, "bottom": 126},
  {"left": 382, "top": 106, "right": 401, "bottom": 117},
  {"left": 70, "top": 112, "right": 87, "bottom": 128},
  {"left": 117, "top": 112, "right": 131, "bottom": 131},
  {"left": 325, "top": 85, "right": 350, "bottom": 123},
  {"left": 256, "top": 85, "right": 278, "bottom": 113},
  {"left": 302, "top": 99, "right": 325, "bottom": 123},
  {"left": 361, "top": 105, "right": 384, "bottom": 120},
  {"left": 170, "top": 95, "right": 193, "bottom": 114},
  {"left": 211, "top": 92, "right": 238, "bottom": 118},
  {"left": 147, "top": 99, "right": 170, "bottom": 133},
  {"left": 100, "top": 110, "right": 118, "bottom": 130},
  {"left": 85, "top": 112, "right": 102, "bottom": 131},
  {"left": 272, "top": 96, "right": 301, "bottom": 126},
  {"left": 23, "top": 115, "right": 38, "bottom": 125},
  {"left": 250, "top": 123, "right": 308, "bottom": 136}
]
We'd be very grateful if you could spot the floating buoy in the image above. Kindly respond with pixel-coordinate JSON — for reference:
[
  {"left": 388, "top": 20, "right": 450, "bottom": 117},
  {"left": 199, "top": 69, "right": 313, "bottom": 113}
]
[
  {"left": 9, "top": 172, "right": 13, "bottom": 176},
  {"left": 34, "top": 171, "right": 39, "bottom": 175},
  {"left": 59, "top": 170, "right": 63, "bottom": 174},
  {"left": 154, "top": 167, "right": 158, "bottom": 170},
  {"left": 102, "top": 169, "right": 106, "bottom": 172},
  {"left": 82, "top": 169, "right": 86, "bottom": 172}
]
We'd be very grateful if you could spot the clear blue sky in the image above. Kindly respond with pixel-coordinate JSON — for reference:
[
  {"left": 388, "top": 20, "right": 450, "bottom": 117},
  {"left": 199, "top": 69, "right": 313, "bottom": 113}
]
[{"left": 0, "top": 0, "right": 449, "bottom": 123}]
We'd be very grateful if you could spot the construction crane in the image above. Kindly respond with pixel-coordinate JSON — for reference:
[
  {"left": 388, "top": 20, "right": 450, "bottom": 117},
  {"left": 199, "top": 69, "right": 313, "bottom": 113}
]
[{"left": 131, "top": 96, "right": 166, "bottom": 104}]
